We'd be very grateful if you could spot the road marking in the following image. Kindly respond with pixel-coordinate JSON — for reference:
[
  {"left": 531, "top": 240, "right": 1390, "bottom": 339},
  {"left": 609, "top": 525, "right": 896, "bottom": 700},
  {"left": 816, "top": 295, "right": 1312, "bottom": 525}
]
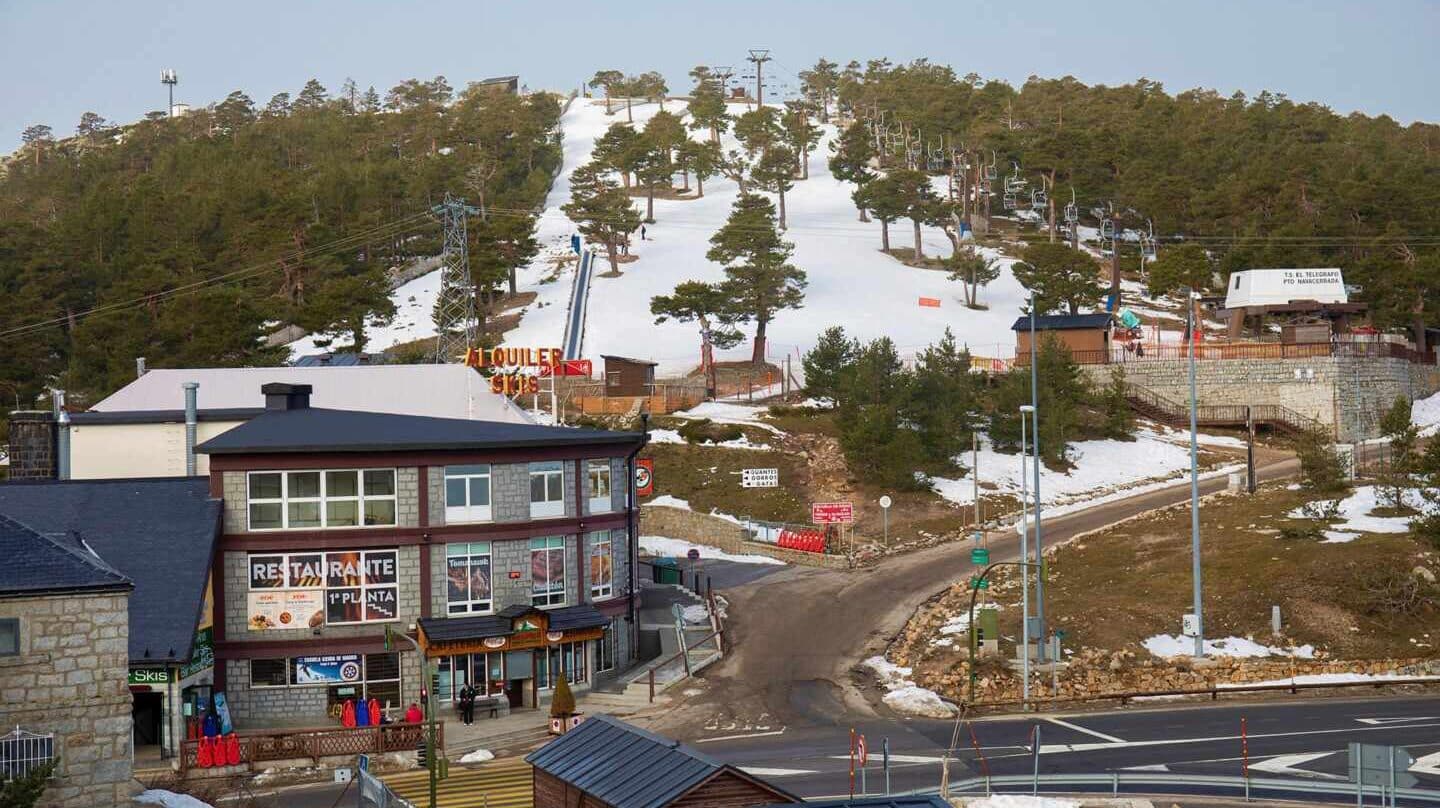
[
  {"left": 1250, "top": 752, "right": 1346, "bottom": 780},
  {"left": 1047, "top": 717, "right": 1125, "bottom": 743},
  {"left": 740, "top": 766, "right": 817, "bottom": 777},
  {"left": 1038, "top": 720, "right": 1440, "bottom": 755},
  {"left": 1119, "top": 764, "right": 1169, "bottom": 772},
  {"left": 1356, "top": 716, "right": 1440, "bottom": 725},
  {"left": 694, "top": 729, "right": 786, "bottom": 743},
  {"left": 1413, "top": 752, "right": 1440, "bottom": 776}
]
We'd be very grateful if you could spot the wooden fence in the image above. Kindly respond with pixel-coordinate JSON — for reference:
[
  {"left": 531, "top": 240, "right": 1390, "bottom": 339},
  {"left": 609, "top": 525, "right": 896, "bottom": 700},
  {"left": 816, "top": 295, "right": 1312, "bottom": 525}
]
[{"left": 180, "top": 722, "right": 438, "bottom": 771}]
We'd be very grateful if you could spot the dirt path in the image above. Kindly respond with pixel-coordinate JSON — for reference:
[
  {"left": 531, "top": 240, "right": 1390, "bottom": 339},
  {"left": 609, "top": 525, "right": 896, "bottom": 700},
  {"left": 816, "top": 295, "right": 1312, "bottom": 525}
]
[{"left": 649, "top": 452, "right": 1302, "bottom": 738}]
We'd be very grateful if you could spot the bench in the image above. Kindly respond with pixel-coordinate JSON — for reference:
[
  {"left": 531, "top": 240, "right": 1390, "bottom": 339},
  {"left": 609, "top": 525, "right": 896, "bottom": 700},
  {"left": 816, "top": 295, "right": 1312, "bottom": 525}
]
[{"left": 455, "top": 697, "right": 503, "bottom": 720}]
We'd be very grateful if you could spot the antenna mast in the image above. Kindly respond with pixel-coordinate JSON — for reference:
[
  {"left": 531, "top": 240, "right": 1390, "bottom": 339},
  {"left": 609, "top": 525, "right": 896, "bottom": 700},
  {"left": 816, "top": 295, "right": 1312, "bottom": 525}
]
[{"left": 161, "top": 69, "right": 178, "bottom": 117}]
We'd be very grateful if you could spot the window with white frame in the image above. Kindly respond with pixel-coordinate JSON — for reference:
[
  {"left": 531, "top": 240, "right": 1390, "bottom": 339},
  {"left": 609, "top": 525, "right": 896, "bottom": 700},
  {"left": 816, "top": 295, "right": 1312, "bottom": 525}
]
[
  {"left": 529, "top": 462, "right": 565, "bottom": 518},
  {"left": 247, "top": 469, "right": 396, "bottom": 530},
  {"left": 444, "top": 465, "right": 492, "bottom": 523},
  {"left": 445, "top": 542, "right": 492, "bottom": 615},
  {"left": 589, "top": 531, "right": 613, "bottom": 600},
  {"left": 587, "top": 459, "right": 613, "bottom": 513},
  {"left": 530, "top": 536, "right": 565, "bottom": 606}
]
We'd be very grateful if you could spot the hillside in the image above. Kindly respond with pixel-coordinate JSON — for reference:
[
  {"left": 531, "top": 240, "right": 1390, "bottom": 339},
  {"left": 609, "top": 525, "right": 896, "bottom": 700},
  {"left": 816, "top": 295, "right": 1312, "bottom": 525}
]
[{"left": 296, "top": 98, "right": 1034, "bottom": 371}]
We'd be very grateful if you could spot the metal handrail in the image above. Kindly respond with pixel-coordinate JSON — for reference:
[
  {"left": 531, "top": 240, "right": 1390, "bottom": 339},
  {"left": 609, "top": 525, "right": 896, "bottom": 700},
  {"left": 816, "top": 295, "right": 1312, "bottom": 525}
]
[
  {"left": 963, "top": 674, "right": 1440, "bottom": 709},
  {"left": 937, "top": 772, "right": 1440, "bottom": 804},
  {"left": 1124, "top": 382, "right": 1324, "bottom": 435}
]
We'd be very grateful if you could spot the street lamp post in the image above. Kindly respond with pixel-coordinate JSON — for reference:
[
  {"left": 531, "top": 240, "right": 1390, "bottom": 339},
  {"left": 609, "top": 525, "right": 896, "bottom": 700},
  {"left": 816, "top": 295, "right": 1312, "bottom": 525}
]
[
  {"left": 387, "top": 626, "right": 438, "bottom": 808},
  {"left": 1019, "top": 404, "right": 1035, "bottom": 703},
  {"left": 1186, "top": 289, "right": 1205, "bottom": 658},
  {"left": 1028, "top": 293, "right": 1046, "bottom": 662}
]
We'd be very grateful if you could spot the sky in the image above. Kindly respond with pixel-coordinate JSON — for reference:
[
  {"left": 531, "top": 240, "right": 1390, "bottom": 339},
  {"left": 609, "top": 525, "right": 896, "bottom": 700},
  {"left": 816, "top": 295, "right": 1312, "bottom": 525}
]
[{"left": 1, "top": 0, "right": 1436, "bottom": 152}]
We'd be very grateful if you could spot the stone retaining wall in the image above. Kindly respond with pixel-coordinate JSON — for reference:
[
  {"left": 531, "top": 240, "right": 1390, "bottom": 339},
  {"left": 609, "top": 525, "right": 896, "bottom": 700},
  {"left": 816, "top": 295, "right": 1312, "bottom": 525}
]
[
  {"left": 1086, "top": 355, "right": 1440, "bottom": 442},
  {"left": 639, "top": 505, "right": 851, "bottom": 568}
]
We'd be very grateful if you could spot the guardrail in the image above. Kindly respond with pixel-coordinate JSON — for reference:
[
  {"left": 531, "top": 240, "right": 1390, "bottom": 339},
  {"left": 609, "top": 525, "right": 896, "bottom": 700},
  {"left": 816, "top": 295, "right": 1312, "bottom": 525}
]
[
  {"left": 1023, "top": 340, "right": 1437, "bottom": 367},
  {"left": 964, "top": 675, "right": 1440, "bottom": 710},
  {"left": 939, "top": 772, "right": 1440, "bottom": 804}
]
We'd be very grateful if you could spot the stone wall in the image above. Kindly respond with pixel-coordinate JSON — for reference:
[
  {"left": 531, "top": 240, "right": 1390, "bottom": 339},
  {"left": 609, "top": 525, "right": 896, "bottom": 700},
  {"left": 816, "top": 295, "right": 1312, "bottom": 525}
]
[
  {"left": 639, "top": 505, "right": 852, "bottom": 568},
  {"left": 7, "top": 411, "right": 57, "bottom": 480},
  {"left": 0, "top": 591, "right": 137, "bottom": 808},
  {"left": 1085, "top": 356, "right": 1440, "bottom": 442}
]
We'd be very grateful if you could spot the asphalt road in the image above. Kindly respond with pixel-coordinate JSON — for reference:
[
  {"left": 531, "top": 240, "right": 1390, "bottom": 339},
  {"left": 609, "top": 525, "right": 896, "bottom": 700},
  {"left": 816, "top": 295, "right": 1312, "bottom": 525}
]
[
  {"left": 693, "top": 695, "right": 1440, "bottom": 801},
  {"left": 649, "top": 453, "right": 1303, "bottom": 735}
]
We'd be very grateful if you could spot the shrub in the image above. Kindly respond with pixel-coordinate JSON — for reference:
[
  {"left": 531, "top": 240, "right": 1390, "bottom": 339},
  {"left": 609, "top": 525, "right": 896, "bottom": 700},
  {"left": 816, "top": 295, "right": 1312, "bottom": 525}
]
[{"left": 677, "top": 418, "right": 743, "bottom": 444}]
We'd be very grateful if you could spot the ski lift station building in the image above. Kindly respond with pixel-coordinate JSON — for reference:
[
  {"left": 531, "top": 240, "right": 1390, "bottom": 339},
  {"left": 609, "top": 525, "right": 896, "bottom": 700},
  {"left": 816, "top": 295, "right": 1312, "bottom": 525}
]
[{"left": 1223, "top": 268, "right": 1348, "bottom": 309}]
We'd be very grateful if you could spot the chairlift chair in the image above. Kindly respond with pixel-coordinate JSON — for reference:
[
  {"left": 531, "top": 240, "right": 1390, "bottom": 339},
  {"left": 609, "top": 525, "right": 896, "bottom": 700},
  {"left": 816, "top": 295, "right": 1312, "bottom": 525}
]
[
  {"left": 1064, "top": 188, "right": 1079, "bottom": 224},
  {"left": 1031, "top": 187, "right": 1047, "bottom": 208},
  {"left": 1100, "top": 218, "right": 1115, "bottom": 240},
  {"left": 1002, "top": 192, "right": 1017, "bottom": 210}
]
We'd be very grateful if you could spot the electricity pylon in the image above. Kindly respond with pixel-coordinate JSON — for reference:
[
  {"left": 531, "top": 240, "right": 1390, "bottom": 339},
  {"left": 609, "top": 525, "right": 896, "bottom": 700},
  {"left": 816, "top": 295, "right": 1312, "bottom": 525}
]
[{"left": 431, "top": 193, "right": 481, "bottom": 364}]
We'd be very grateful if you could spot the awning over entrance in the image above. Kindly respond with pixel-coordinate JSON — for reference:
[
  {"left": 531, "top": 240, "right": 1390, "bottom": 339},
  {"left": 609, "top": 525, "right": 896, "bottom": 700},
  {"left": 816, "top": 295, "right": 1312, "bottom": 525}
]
[{"left": 417, "top": 604, "right": 607, "bottom": 658}]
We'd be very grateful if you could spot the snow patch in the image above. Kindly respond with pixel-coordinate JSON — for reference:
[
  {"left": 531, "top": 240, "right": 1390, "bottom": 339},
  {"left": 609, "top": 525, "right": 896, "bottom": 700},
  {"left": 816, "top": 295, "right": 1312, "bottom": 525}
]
[
  {"left": 681, "top": 605, "right": 711, "bottom": 624},
  {"left": 672, "top": 401, "right": 785, "bottom": 434},
  {"left": 1143, "top": 634, "right": 1315, "bottom": 659},
  {"left": 1413, "top": 390, "right": 1440, "bottom": 437},
  {"left": 638, "top": 535, "right": 785, "bottom": 566},
  {"left": 860, "top": 656, "right": 957, "bottom": 719},
  {"left": 645, "top": 495, "right": 692, "bottom": 510},
  {"left": 135, "top": 791, "right": 215, "bottom": 808},
  {"left": 1288, "top": 485, "right": 1414, "bottom": 534},
  {"left": 459, "top": 748, "right": 495, "bottom": 764}
]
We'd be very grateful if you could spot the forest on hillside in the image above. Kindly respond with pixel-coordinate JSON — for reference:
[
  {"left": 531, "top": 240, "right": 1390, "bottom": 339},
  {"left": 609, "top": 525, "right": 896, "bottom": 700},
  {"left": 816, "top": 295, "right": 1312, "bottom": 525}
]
[
  {"left": 0, "top": 77, "right": 561, "bottom": 404},
  {"left": 813, "top": 60, "right": 1440, "bottom": 337}
]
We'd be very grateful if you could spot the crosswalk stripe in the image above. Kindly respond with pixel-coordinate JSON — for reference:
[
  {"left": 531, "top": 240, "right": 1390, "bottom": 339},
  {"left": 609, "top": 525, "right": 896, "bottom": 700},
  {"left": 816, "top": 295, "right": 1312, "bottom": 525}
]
[{"left": 382, "top": 758, "right": 534, "bottom": 808}]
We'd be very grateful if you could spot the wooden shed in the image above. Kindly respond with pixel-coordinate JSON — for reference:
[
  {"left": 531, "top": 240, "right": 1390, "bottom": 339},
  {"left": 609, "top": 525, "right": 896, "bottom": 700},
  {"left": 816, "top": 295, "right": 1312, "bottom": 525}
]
[
  {"left": 1012, "top": 313, "right": 1114, "bottom": 363},
  {"left": 602, "top": 355, "right": 658, "bottom": 397},
  {"left": 527, "top": 715, "right": 799, "bottom": 808}
]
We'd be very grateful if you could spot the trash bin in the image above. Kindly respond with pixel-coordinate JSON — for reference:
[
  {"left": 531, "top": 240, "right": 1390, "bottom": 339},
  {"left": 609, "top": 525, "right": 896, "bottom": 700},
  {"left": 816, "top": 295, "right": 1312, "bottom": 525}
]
[{"left": 652, "top": 557, "right": 681, "bottom": 585}]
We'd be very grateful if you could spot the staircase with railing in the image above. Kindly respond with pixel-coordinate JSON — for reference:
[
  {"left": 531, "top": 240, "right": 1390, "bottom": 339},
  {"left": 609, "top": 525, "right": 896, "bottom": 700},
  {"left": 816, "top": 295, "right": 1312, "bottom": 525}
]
[{"left": 1124, "top": 383, "right": 1326, "bottom": 436}]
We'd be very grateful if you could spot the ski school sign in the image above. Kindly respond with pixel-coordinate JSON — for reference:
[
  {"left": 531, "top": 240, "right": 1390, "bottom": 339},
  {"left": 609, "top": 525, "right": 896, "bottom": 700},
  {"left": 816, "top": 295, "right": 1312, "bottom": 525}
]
[{"left": 464, "top": 347, "right": 591, "bottom": 396}]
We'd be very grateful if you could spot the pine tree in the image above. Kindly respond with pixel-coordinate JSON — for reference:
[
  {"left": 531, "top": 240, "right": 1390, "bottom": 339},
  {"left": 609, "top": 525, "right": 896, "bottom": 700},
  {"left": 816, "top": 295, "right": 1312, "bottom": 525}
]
[
  {"left": 1012, "top": 242, "right": 1105, "bottom": 315},
  {"left": 734, "top": 107, "right": 782, "bottom": 158},
  {"left": 651, "top": 281, "right": 744, "bottom": 395},
  {"left": 686, "top": 80, "right": 730, "bottom": 143},
  {"left": 361, "top": 85, "right": 381, "bottom": 112},
  {"left": 1378, "top": 395, "right": 1419, "bottom": 510},
  {"left": 76, "top": 112, "right": 110, "bottom": 139},
  {"left": 854, "top": 176, "right": 906, "bottom": 252},
  {"left": 889, "top": 168, "right": 943, "bottom": 259},
  {"left": 798, "top": 58, "right": 840, "bottom": 121},
  {"left": 780, "top": 102, "right": 821, "bottom": 179},
  {"left": 214, "top": 91, "right": 256, "bottom": 133},
  {"left": 802, "top": 326, "right": 858, "bottom": 405},
  {"left": 638, "top": 111, "right": 685, "bottom": 221},
  {"left": 675, "top": 139, "right": 721, "bottom": 197},
  {"left": 707, "top": 194, "right": 806, "bottom": 364},
  {"left": 340, "top": 77, "right": 360, "bottom": 113},
  {"left": 947, "top": 246, "right": 1001, "bottom": 308},
  {"left": 294, "top": 78, "right": 329, "bottom": 111},
  {"left": 1100, "top": 367, "right": 1135, "bottom": 440},
  {"left": 752, "top": 146, "right": 797, "bottom": 230},
  {"left": 589, "top": 70, "right": 623, "bottom": 113},
  {"left": 591, "top": 123, "right": 642, "bottom": 188},
  {"left": 905, "top": 328, "right": 979, "bottom": 469},
  {"left": 835, "top": 337, "right": 927, "bottom": 488},
  {"left": 828, "top": 122, "right": 877, "bottom": 221},
  {"left": 1296, "top": 428, "right": 1349, "bottom": 495},
  {"left": 264, "top": 92, "right": 292, "bottom": 117},
  {"left": 1146, "top": 243, "right": 1215, "bottom": 297},
  {"left": 563, "top": 163, "right": 641, "bottom": 275}
]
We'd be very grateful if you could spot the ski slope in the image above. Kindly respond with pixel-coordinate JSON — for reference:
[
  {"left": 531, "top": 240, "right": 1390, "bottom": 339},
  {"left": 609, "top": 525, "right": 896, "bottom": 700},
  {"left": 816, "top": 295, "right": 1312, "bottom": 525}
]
[{"left": 293, "top": 99, "right": 1030, "bottom": 371}]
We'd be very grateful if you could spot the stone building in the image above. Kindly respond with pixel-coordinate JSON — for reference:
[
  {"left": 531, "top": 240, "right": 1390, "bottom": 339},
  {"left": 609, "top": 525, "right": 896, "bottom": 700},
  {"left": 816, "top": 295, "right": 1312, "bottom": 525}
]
[
  {"left": 195, "top": 383, "right": 647, "bottom": 726},
  {"left": 0, "top": 478, "right": 221, "bottom": 764},
  {"left": 0, "top": 514, "right": 136, "bottom": 808}
]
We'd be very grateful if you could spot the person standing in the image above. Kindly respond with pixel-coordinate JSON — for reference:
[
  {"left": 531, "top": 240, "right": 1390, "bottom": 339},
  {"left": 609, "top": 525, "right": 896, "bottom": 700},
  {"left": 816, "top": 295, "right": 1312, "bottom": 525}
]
[{"left": 459, "top": 683, "right": 476, "bottom": 725}]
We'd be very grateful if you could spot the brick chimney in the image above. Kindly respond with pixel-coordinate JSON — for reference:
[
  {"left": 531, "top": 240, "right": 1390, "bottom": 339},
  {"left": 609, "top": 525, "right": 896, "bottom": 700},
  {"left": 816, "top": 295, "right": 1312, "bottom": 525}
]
[{"left": 8, "top": 411, "right": 57, "bottom": 479}]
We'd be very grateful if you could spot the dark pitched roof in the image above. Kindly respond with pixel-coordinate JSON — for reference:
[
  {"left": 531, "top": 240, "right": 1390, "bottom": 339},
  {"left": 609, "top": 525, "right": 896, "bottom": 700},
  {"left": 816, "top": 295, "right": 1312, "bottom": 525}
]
[
  {"left": 419, "top": 605, "right": 607, "bottom": 643},
  {"left": 1010, "top": 313, "right": 1113, "bottom": 331},
  {"left": 195, "top": 407, "right": 645, "bottom": 455},
  {"left": 0, "top": 514, "right": 132, "bottom": 597},
  {"left": 291, "top": 352, "right": 390, "bottom": 368},
  {"left": 759, "top": 798, "right": 949, "bottom": 808},
  {"left": 0, "top": 478, "right": 221, "bottom": 663},
  {"left": 69, "top": 407, "right": 262, "bottom": 425},
  {"left": 527, "top": 715, "right": 797, "bottom": 808},
  {"left": 601, "top": 355, "right": 658, "bottom": 366}
]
